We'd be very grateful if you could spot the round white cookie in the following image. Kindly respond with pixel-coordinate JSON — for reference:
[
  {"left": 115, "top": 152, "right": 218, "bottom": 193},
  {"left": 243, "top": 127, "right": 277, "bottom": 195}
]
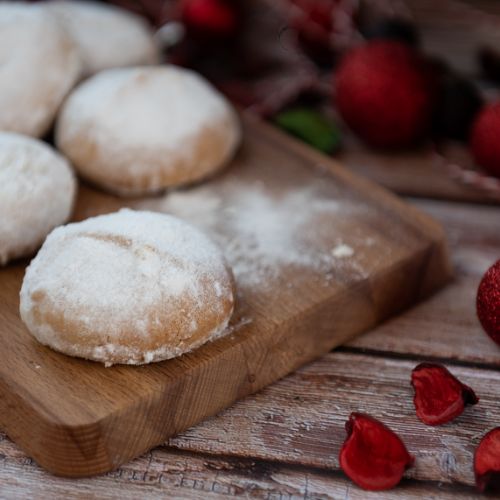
[
  {"left": 0, "top": 132, "right": 76, "bottom": 265},
  {"left": 56, "top": 66, "right": 241, "bottom": 196},
  {"left": 0, "top": 3, "right": 81, "bottom": 137},
  {"left": 20, "top": 209, "right": 235, "bottom": 366},
  {"left": 46, "top": 0, "right": 160, "bottom": 77}
]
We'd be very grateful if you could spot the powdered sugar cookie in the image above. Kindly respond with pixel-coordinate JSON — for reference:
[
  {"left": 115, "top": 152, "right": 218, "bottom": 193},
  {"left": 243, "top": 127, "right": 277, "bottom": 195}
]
[
  {"left": 0, "top": 3, "right": 81, "bottom": 137},
  {"left": 20, "top": 209, "right": 235, "bottom": 366},
  {"left": 0, "top": 132, "right": 76, "bottom": 265},
  {"left": 46, "top": 0, "right": 160, "bottom": 77},
  {"left": 56, "top": 66, "right": 241, "bottom": 196}
]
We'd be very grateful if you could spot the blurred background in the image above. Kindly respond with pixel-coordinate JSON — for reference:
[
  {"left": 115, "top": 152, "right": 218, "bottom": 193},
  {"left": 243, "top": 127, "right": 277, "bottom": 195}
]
[{"left": 32, "top": 0, "right": 500, "bottom": 201}]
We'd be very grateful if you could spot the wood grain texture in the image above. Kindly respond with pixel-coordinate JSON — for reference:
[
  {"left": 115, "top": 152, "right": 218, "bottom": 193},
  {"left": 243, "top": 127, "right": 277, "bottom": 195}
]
[
  {"left": 0, "top": 115, "right": 451, "bottom": 477},
  {"left": 0, "top": 0, "right": 497, "bottom": 495},
  {"left": 348, "top": 199, "right": 500, "bottom": 365},
  {"left": 165, "top": 352, "right": 498, "bottom": 487},
  {"left": 1, "top": 192, "right": 494, "bottom": 496},
  {"left": 0, "top": 432, "right": 479, "bottom": 499},
  {"left": 0, "top": 196, "right": 487, "bottom": 497}
]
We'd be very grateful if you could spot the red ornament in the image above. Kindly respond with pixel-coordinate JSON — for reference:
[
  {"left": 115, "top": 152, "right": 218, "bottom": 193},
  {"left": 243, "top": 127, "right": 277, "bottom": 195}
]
[
  {"left": 181, "top": 0, "right": 238, "bottom": 39},
  {"left": 335, "top": 40, "right": 436, "bottom": 148},
  {"left": 474, "top": 427, "right": 500, "bottom": 492},
  {"left": 411, "top": 363, "right": 478, "bottom": 426},
  {"left": 477, "top": 260, "right": 500, "bottom": 344},
  {"left": 470, "top": 102, "right": 500, "bottom": 179},
  {"left": 339, "top": 412, "right": 414, "bottom": 491}
]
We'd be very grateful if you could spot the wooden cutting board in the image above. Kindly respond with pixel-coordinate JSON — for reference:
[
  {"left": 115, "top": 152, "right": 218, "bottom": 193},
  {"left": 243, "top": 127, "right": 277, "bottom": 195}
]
[{"left": 0, "top": 114, "right": 452, "bottom": 477}]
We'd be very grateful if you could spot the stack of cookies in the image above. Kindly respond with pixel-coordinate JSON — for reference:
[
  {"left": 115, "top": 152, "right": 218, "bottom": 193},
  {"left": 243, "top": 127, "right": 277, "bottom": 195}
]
[{"left": 0, "top": 1, "right": 241, "bottom": 366}]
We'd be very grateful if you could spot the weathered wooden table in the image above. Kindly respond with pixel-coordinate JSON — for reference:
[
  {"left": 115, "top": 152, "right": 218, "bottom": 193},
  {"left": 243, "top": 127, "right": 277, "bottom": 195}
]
[
  {"left": 1, "top": 0, "right": 500, "bottom": 497},
  {"left": 1, "top": 189, "right": 498, "bottom": 499}
]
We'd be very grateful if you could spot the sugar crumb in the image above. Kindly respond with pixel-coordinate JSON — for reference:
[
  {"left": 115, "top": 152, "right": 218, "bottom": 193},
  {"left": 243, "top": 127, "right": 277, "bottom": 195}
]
[{"left": 332, "top": 244, "right": 354, "bottom": 258}]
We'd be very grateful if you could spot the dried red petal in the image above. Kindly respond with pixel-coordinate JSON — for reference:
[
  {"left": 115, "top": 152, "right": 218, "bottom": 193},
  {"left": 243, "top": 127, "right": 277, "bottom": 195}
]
[
  {"left": 411, "top": 363, "right": 478, "bottom": 426},
  {"left": 339, "top": 413, "right": 414, "bottom": 491},
  {"left": 474, "top": 427, "right": 500, "bottom": 492},
  {"left": 477, "top": 260, "right": 500, "bottom": 345}
]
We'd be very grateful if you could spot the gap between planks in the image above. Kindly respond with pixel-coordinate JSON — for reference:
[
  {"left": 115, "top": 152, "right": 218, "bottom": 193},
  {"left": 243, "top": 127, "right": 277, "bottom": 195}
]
[
  {"left": 163, "top": 351, "right": 498, "bottom": 488},
  {"left": 1, "top": 197, "right": 497, "bottom": 495},
  {"left": 338, "top": 346, "right": 500, "bottom": 372},
  {"left": 0, "top": 190, "right": 492, "bottom": 492},
  {"left": 0, "top": 433, "right": 481, "bottom": 500},
  {"left": 2, "top": 170, "right": 498, "bottom": 495},
  {"left": 346, "top": 196, "right": 500, "bottom": 367}
]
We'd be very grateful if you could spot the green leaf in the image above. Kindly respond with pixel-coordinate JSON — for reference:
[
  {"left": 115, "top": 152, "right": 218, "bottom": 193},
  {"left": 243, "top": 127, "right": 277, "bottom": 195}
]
[{"left": 274, "top": 108, "right": 341, "bottom": 154}]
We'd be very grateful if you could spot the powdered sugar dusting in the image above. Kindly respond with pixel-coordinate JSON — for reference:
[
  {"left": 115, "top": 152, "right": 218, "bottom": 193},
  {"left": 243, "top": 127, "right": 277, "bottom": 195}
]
[
  {"left": 59, "top": 65, "right": 237, "bottom": 157},
  {"left": 140, "top": 180, "right": 373, "bottom": 287},
  {"left": 0, "top": 3, "right": 81, "bottom": 136},
  {"left": 19, "top": 209, "right": 234, "bottom": 365},
  {"left": 71, "top": 66, "right": 232, "bottom": 149},
  {"left": 46, "top": 0, "right": 159, "bottom": 77},
  {"left": 0, "top": 132, "right": 76, "bottom": 265},
  {"left": 56, "top": 65, "right": 241, "bottom": 195},
  {"left": 332, "top": 243, "right": 354, "bottom": 258}
]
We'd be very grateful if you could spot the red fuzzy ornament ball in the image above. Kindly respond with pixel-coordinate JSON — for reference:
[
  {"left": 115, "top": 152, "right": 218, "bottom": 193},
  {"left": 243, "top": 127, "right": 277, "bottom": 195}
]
[
  {"left": 470, "top": 101, "right": 500, "bottom": 179},
  {"left": 335, "top": 40, "right": 436, "bottom": 148},
  {"left": 181, "top": 0, "right": 238, "bottom": 38},
  {"left": 477, "top": 260, "right": 500, "bottom": 345}
]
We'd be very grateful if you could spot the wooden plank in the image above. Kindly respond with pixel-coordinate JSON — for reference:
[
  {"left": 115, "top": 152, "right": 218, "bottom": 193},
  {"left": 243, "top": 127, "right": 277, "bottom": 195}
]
[
  {"left": 348, "top": 198, "right": 500, "bottom": 364},
  {"left": 0, "top": 432, "right": 480, "bottom": 499},
  {"left": 338, "top": 143, "right": 500, "bottom": 205},
  {"left": 0, "top": 351, "right": 493, "bottom": 494},
  {"left": 165, "top": 352, "right": 498, "bottom": 487},
  {"left": 0, "top": 115, "right": 451, "bottom": 477}
]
